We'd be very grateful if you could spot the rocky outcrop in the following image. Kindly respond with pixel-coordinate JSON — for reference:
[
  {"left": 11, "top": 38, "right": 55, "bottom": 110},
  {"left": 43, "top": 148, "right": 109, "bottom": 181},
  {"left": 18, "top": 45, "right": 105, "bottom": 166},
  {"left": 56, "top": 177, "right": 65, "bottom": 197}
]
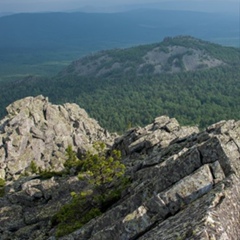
[
  {"left": 0, "top": 96, "right": 240, "bottom": 239},
  {"left": 0, "top": 95, "right": 113, "bottom": 180},
  {"left": 59, "top": 119, "right": 240, "bottom": 240},
  {"left": 0, "top": 174, "right": 87, "bottom": 240},
  {"left": 60, "top": 36, "right": 225, "bottom": 78}
]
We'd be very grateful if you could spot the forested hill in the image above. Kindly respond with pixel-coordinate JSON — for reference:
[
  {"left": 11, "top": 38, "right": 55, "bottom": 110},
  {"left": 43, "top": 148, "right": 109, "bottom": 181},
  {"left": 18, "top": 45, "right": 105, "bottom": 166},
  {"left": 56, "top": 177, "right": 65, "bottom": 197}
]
[
  {"left": 0, "top": 9, "right": 239, "bottom": 81},
  {"left": 0, "top": 36, "right": 240, "bottom": 132},
  {"left": 59, "top": 36, "right": 238, "bottom": 78}
]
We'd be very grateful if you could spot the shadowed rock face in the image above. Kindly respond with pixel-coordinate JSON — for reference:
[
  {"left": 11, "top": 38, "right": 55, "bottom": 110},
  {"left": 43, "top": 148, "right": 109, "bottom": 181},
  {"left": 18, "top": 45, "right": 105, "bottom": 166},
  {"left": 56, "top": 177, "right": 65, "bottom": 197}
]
[{"left": 0, "top": 96, "right": 240, "bottom": 240}]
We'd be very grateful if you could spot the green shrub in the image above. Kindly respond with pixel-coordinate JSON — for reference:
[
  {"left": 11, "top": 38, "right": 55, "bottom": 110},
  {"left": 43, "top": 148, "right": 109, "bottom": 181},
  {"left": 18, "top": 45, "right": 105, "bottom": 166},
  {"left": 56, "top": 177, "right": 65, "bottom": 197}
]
[
  {"left": 38, "top": 169, "right": 64, "bottom": 179},
  {"left": 52, "top": 142, "right": 129, "bottom": 237},
  {"left": 30, "top": 160, "right": 38, "bottom": 174},
  {"left": 52, "top": 185, "right": 127, "bottom": 237},
  {"left": 52, "top": 192, "right": 102, "bottom": 237},
  {"left": 0, "top": 178, "right": 5, "bottom": 187},
  {"left": 28, "top": 160, "right": 64, "bottom": 179},
  {"left": 78, "top": 142, "right": 125, "bottom": 189},
  {"left": 0, "top": 178, "right": 6, "bottom": 197},
  {"left": 64, "top": 145, "right": 82, "bottom": 173}
]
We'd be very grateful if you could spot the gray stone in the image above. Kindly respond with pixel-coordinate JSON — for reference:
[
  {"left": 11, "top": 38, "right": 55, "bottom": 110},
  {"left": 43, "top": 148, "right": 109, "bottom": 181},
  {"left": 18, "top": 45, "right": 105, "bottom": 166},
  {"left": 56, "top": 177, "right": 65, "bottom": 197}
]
[
  {"left": 1, "top": 96, "right": 240, "bottom": 240},
  {"left": 0, "top": 96, "right": 114, "bottom": 180},
  {"left": 0, "top": 204, "right": 25, "bottom": 231}
]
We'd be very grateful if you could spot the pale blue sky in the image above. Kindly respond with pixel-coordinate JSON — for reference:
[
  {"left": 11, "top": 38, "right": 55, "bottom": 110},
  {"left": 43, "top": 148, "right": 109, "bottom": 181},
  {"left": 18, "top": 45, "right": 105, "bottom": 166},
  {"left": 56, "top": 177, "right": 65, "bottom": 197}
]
[{"left": 0, "top": 0, "right": 239, "bottom": 13}]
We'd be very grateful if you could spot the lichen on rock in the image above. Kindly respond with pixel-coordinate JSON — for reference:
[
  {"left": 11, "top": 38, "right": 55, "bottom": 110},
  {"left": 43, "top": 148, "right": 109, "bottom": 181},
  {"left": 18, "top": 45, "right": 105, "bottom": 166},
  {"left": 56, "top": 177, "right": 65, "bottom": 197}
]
[
  {"left": 0, "top": 96, "right": 240, "bottom": 239},
  {"left": 0, "top": 95, "right": 114, "bottom": 181}
]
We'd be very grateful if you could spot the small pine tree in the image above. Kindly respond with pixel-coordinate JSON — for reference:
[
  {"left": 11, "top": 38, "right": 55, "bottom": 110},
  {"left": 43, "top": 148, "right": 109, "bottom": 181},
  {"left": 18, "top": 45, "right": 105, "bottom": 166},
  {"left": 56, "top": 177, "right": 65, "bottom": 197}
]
[
  {"left": 78, "top": 142, "right": 125, "bottom": 191},
  {"left": 30, "top": 160, "right": 38, "bottom": 174},
  {"left": 64, "top": 145, "right": 81, "bottom": 173},
  {"left": 53, "top": 142, "right": 128, "bottom": 237}
]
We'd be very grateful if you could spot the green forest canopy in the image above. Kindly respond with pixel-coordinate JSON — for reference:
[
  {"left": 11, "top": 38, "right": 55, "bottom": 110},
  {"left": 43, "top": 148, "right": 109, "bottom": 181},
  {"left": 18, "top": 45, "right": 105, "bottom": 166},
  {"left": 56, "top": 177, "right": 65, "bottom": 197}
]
[{"left": 0, "top": 36, "right": 239, "bottom": 133}]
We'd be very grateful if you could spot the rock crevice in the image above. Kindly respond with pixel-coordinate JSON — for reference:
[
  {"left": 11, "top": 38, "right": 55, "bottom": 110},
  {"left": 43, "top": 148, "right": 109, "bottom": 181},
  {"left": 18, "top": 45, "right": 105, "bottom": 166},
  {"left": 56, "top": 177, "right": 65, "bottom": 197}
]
[{"left": 0, "top": 96, "right": 240, "bottom": 239}]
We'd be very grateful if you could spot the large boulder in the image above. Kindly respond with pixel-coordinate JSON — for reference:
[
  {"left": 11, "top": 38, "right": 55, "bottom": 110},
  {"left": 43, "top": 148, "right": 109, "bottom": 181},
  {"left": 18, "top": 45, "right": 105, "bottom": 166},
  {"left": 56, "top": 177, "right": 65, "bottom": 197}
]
[{"left": 0, "top": 95, "right": 114, "bottom": 180}]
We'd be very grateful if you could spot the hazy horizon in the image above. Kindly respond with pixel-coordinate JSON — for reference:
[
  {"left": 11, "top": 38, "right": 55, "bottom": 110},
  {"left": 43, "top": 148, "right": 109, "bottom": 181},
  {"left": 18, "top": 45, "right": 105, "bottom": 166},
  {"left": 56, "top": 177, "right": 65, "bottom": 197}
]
[{"left": 0, "top": 0, "right": 239, "bottom": 14}]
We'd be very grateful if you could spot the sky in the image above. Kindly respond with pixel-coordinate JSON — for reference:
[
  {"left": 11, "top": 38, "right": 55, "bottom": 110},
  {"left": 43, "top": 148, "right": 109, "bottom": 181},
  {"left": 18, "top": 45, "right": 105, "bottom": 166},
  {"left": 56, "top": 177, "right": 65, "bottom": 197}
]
[{"left": 0, "top": 0, "right": 239, "bottom": 13}]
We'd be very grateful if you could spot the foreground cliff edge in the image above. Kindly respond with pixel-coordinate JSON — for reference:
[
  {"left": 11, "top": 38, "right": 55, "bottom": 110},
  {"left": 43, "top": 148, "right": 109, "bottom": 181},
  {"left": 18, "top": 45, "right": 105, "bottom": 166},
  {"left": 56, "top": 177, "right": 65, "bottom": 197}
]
[{"left": 0, "top": 95, "right": 240, "bottom": 239}]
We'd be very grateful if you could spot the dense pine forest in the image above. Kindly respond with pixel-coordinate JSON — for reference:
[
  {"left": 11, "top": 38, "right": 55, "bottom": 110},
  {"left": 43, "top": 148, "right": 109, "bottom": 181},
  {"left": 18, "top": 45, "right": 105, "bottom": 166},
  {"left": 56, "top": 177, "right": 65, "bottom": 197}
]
[{"left": 0, "top": 36, "right": 239, "bottom": 133}]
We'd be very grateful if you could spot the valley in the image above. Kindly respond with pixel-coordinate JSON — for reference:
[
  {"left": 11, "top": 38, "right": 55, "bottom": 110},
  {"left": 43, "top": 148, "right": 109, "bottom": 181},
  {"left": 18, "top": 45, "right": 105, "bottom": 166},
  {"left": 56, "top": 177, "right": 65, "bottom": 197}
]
[{"left": 0, "top": 9, "right": 239, "bottom": 81}]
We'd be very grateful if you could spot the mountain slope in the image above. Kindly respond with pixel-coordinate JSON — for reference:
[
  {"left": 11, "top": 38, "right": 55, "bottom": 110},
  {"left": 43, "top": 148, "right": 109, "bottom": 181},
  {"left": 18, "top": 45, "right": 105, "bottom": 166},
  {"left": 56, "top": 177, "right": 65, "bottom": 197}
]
[
  {"left": 0, "top": 36, "right": 239, "bottom": 132},
  {"left": 0, "top": 9, "right": 239, "bottom": 81},
  {"left": 60, "top": 36, "right": 235, "bottom": 77}
]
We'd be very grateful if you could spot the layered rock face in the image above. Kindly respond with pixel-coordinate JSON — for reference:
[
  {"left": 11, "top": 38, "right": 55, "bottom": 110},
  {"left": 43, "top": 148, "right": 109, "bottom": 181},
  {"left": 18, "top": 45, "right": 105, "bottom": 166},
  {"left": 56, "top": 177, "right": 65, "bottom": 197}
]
[
  {"left": 0, "top": 96, "right": 240, "bottom": 240},
  {"left": 61, "top": 117, "right": 240, "bottom": 240},
  {"left": 0, "top": 95, "right": 113, "bottom": 180}
]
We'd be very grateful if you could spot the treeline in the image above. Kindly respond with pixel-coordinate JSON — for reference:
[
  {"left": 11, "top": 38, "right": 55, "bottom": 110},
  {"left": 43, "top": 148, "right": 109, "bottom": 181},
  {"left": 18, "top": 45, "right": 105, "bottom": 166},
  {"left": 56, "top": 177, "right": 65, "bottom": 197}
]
[{"left": 1, "top": 64, "right": 239, "bottom": 133}]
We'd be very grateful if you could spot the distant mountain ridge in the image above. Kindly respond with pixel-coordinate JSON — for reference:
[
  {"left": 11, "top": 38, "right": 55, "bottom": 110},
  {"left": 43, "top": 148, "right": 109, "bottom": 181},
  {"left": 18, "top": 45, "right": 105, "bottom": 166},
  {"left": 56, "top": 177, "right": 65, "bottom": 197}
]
[
  {"left": 0, "top": 9, "right": 238, "bottom": 82},
  {"left": 1, "top": 0, "right": 238, "bottom": 15},
  {"left": 60, "top": 36, "right": 228, "bottom": 78},
  {"left": 124, "top": 1, "right": 240, "bottom": 14},
  {"left": 0, "top": 9, "right": 238, "bottom": 50}
]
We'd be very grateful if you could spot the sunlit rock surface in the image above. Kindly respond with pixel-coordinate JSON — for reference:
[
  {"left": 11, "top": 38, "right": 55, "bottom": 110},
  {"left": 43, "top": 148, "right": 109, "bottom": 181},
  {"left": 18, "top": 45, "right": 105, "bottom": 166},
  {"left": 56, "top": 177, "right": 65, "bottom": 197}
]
[
  {"left": 0, "top": 95, "right": 113, "bottom": 180},
  {"left": 0, "top": 96, "right": 240, "bottom": 239}
]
